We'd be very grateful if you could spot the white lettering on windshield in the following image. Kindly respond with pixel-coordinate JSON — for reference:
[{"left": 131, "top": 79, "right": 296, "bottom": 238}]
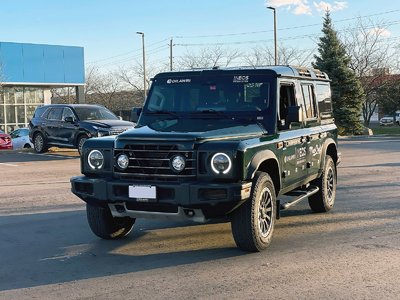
[
  {"left": 166, "top": 79, "right": 191, "bottom": 84},
  {"left": 233, "top": 76, "right": 249, "bottom": 83}
]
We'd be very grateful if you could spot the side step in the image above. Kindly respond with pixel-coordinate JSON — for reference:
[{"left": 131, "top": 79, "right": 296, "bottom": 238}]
[{"left": 280, "top": 185, "right": 320, "bottom": 210}]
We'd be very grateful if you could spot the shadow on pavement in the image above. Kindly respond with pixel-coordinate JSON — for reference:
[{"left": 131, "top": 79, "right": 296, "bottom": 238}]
[
  {"left": 0, "top": 210, "right": 242, "bottom": 291},
  {"left": 0, "top": 149, "right": 79, "bottom": 163}
]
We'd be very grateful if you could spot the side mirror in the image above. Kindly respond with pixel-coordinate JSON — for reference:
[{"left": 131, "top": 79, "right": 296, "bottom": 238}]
[
  {"left": 118, "top": 116, "right": 123, "bottom": 121},
  {"left": 64, "top": 116, "right": 75, "bottom": 123},
  {"left": 130, "top": 107, "right": 142, "bottom": 123},
  {"left": 287, "top": 106, "right": 303, "bottom": 124}
]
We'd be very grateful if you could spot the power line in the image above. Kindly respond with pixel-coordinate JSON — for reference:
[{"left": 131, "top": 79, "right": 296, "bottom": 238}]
[
  {"left": 174, "top": 9, "right": 400, "bottom": 39},
  {"left": 87, "top": 38, "right": 169, "bottom": 65}
]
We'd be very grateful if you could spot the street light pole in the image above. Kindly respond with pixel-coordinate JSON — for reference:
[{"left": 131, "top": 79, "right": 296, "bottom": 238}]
[
  {"left": 136, "top": 32, "right": 146, "bottom": 100},
  {"left": 267, "top": 6, "right": 278, "bottom": 65}
]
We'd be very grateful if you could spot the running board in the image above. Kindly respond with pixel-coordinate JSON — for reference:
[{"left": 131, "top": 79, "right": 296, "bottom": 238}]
[{"left": 280, "top": 186, "right": 320, "bottom": 210}]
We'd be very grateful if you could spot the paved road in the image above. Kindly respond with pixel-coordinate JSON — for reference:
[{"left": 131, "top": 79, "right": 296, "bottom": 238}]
[{"left": 0, "top": 138, "right": 399, "bottom": 299}]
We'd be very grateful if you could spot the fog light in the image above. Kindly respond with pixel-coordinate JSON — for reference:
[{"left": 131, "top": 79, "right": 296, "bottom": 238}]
[
  {"left": 117, "top": 153, "right": 129, "bottom": 169},
  {"left": 171, "top": 155, "right": 185, "bottom": 172}
]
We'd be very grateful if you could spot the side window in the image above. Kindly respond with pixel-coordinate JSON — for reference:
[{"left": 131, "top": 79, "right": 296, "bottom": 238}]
[
  {"left": 301, "top": 84, "right": 317, "bottom": 119},
  {"left": 62, "top": 108, "right": 75, "bottom": 121},
  {"left": 47, "top": 108, "right": 63, "bottom": 121},
  {"left": 315, "top": 84, "right": 332, "bottom": 118},
  {"left": 279, "top": 84, "right": 296, "bottom": 120},
  {"left": 10, "top": 130, "right": 19, "bottom": 138}
]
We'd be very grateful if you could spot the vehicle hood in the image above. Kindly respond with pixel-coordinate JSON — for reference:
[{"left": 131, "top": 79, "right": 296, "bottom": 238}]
[
  {"left": 118, "top": 123, "right": 266, "bottom": 142},
  {"left": 81, "top": 120, "right": 135, "bottom": 128}
]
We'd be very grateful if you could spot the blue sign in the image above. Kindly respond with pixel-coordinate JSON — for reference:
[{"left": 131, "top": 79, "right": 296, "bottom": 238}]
[{"left": 0, "top": 42, "right": 85, "bottom": 85}]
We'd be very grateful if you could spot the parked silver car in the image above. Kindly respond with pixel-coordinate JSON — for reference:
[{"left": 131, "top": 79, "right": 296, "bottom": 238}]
[{"left": 10, "top": 128, "right": 34, "bottom": 149}]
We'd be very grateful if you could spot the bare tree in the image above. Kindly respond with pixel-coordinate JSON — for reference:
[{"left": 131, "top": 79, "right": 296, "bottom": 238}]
[
  {"left": 117, "top": 59, "right": 168, "bottom": 99},
  {"left": 244, "top": 45, "right": 314, "bottom": 67},
  {"left": 89, "top": 70, "right": 122, "bottom": 110},
  {"left": 343, "top": 17, "right": 400, "bottom": 125},
  {"left": 176, "top": 46, "right": 242, "bottom": 69}
]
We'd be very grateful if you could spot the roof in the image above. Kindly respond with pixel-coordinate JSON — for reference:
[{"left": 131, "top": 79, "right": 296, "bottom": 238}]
[{"left": 154, "top": 65, "right": 329, "bottom": 81}]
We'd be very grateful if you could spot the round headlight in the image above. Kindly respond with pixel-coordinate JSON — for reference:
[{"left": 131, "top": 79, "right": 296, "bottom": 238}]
[
  {"left": 117, "top": 153, "right": 129, "bottom": 169},
  {"left": 211, "top": 153, "right": 232, "bottom": 174},
  {"left": 171, "top": 155, "right": 186, "bottom": 172},
  {"left": 88, "top": 150, "right": 104, "bottom": 170}
]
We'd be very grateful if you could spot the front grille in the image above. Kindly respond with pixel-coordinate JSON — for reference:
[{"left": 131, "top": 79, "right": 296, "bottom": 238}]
[{"left": 114, "top": 144, "right": 196, "bottom": 181}]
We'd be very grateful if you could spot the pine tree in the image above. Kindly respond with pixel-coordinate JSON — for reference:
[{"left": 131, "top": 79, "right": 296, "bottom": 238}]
[{"left": 313, "top": 11, "right": 364, "bottom": 135}]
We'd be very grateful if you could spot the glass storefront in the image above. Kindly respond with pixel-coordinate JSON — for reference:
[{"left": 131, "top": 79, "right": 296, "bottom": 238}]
[{"left": 0, "top": 87, "right": 46, "bottom": 133}]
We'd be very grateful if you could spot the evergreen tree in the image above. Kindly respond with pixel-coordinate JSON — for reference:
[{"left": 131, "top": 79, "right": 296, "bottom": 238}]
[{"left": 313, "top": 11, "right": 364, "bottom": 135}]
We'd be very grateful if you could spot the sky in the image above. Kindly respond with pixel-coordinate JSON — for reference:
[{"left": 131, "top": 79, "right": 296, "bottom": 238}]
[{"left": 0, "top": 0, "right": 399, "bottom": 72}]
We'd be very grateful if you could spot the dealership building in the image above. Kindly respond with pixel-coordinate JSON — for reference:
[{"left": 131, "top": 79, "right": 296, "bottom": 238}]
[{"left": 0, "top": 41, "right": 85, "bottom": 133}]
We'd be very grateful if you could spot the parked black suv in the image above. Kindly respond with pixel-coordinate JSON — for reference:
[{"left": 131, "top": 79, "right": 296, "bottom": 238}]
[
  {"left": 29, "top": 104, "right": 135, "bottom": 153},
  {"left": 71, "top": 66, "right": 340, "bottom": 252}
]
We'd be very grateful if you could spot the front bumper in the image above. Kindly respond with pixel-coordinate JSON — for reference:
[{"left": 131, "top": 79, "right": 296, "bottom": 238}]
[{"left": 71, "top": 176, "right": 252, "bottom": 221}]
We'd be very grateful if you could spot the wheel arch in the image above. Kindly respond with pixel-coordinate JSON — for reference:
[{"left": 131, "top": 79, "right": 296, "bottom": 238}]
[
  {"left": 74, "top": 130, "right": 90, "bottom": 146},
  {"left": 247, "top": 150, "right": 281, "bottom": 196},
  {"left": 323, "top": 139, "right": 338, "bottom": 165}
]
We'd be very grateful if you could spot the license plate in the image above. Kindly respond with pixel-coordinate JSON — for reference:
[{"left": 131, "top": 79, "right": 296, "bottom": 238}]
[{"left": 129, "top": 185, "right": 157, "bottom": 201}]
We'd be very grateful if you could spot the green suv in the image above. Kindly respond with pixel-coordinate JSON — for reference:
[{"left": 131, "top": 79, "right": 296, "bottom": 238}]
[{"left": 71, "top": 66, "right": 340, "bottom": 252}]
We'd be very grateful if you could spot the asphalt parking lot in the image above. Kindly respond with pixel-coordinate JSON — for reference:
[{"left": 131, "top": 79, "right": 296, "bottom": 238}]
[{"left": 0, "top": 137, "right": 399, "bottom": 299}]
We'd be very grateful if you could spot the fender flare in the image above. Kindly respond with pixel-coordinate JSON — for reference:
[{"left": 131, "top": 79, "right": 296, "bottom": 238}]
[
  {"left": 247, "top": 149, "right": 281, "bottom": 183},
  {"left": 320, "top": 138, "right": 338, "bottom": 175}
]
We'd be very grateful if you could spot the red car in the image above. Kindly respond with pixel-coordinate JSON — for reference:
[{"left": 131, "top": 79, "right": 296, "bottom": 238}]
[{"left": 0, "top": 130, "right": 13, "bottom": 150}]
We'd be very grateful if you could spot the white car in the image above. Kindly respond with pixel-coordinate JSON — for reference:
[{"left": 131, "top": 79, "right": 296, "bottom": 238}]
[
  {"left": 379, "top": 116, "right": 394, "bottom": 126},
  {"left": 10, "top": 128, "right": 34, "bottom": 149}
]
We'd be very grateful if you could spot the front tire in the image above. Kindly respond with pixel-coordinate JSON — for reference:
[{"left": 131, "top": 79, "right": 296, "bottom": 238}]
[
  {"left": 308, "top": 155, "right": 336, "bottom": 212},
  {"left": 86, "top": 203, "right": 135, "bottom": 239},
  {"left": 77, "top": 134, "right": 88, "bottom": 155},
  {"left": 33, "top": 132, "right": 48, "bottom": 153},
  {"left": 230, "top": 171, "right": 277, "bottom": 252}
]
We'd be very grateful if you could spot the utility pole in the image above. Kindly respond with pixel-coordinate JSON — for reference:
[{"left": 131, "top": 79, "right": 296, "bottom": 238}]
[
  {"left": 267, "top": 6, "right": 278, "bottom": 65},
  {"left": 169, "top": 38, "right": 173, "bottom": 71},
  {"left": 136, "top": 32, "right": 146, "bottom": 100}
]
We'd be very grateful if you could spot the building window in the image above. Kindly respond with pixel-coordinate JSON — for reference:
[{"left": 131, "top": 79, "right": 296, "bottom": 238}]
[{"left": 0, "top": 87, "right": 47, "bottom": 133}]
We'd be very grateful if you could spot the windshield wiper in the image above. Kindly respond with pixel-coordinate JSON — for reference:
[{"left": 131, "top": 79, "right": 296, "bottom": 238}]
[
  {"left": 146, "top": 110, "right": 180, "bottom": 117},
  {"left": 191, "top": 109, "right": 232, "bottom": 118}
]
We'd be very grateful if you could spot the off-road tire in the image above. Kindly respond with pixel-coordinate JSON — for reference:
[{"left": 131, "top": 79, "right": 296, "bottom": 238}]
[
  {"left": 308, "top": 155, "right": 336, "bottom": 212},
  {"left": 86, "top": 203, "right": 135, "bottom": 239},
  {"left": 230, "top": 171, "right": 277, "bottom": 252},
  {"left": 77, "top": 134, "right": 88, "bottom": 155},
  {"left": 33, "top": 132, "right": 48, "bottom": 153}
]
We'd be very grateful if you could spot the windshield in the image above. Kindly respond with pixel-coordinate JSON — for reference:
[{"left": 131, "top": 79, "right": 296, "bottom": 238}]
[
  {"left": 144, "top": 74, "right": 273, "bottom": 116},
  {"left": 74, "top": 106, "right": 118, "bottom": 121}
]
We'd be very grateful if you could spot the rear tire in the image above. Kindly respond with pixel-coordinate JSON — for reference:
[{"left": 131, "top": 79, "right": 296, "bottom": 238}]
[
  {"left": 33, "top": 132, "right": 48, "bottom": 153},
  {"left": 230, "top": 171, "right": 277, "bottom": 252},
  {"left": 86, "top": 203, "right": 135, "bottom": 239},
  {"left": 308, "top": 155, "right": 336, "bottom": 212}
]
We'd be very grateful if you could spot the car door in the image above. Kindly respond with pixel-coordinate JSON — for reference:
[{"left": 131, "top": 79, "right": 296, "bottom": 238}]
[
  {"left": 45, "top": 107, "right": 63, "bottom": 143},
  {"left": 300, "top": 83, "right": 322, "bottom": 177},
  {"left": 59, "top": 107, "right": 78, "bottom": 145},
  {"left": 10, "top": 129, "right": 22, "bottom": 149},
  {"left": 278, "top": 81, "right": 309, "bottom": 187}
]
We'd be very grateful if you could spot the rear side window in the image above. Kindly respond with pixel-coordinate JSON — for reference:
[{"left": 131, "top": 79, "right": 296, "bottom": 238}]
[
  {"left": 46, "top": 108, "right": 63, "bottom": 121},
  {"left": 315, "top": 84, "right": 332, "bottom": 118},
  {"left": 33, "top": 106, "right": 47, "bottom": 118},
  {"left": 301, "top": 84, "right": 317, "bottom": 119}
]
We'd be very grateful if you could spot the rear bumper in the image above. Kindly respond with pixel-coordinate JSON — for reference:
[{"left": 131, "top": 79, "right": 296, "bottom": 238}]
[{"left": 70, "top": 176, "right": 252, "bottom": 221}]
